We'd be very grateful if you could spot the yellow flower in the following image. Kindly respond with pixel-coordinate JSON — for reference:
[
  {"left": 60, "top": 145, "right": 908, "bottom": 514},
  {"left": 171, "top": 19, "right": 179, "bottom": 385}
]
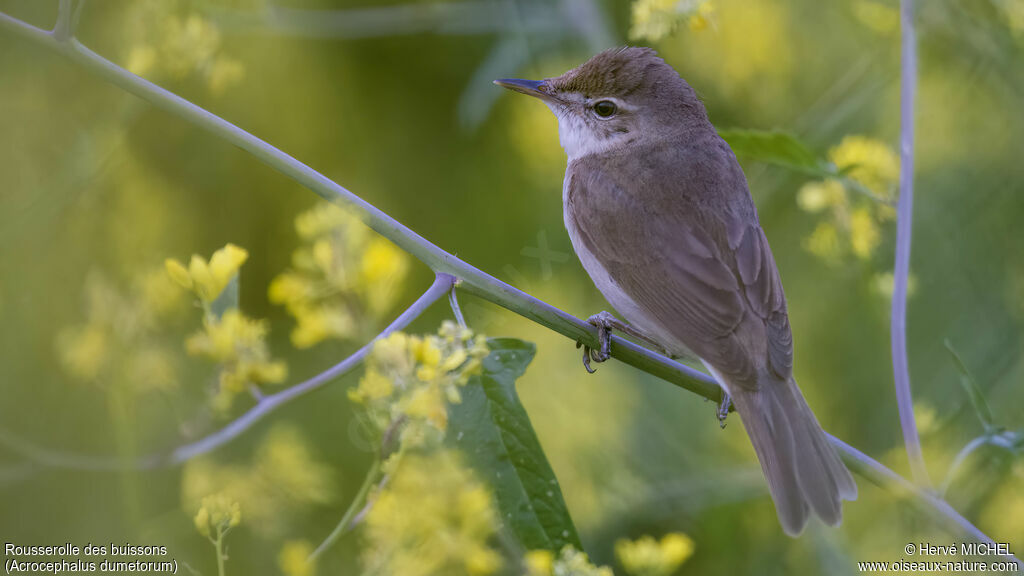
[
  {"left": 804, "top": 222, "right": 843, "bottom": 263},
  {"left": 57, "top": 324, "right": 109, "bottom": 382},
  {"left": 294, "top": 202, "right": 354, "bottom": 239},
  {"left": 828, "top": 135, "right": 900, "bottom": 198},
  {"left": 630, "top": 0, "right": 714, "bottom": 41},
  {"left": 403, "top": 384, "right": 448, "bottom": 430},
  {"left": 278, "top": 541, "right": 316, "bottom": 576},
  {"left": 361, "top": 238, "right": 406, "bottom": 284},
  {"left": 548, "top": 546, "right": 613, "bottom": 576},
  {"left": 126, "top": 45, "right": 157, "bottom": 75},
  {"left": 872, "top": 272, "right": 918, "bottom": 300},
  {"left": 797, "top": 180, "right": 847, "bottom": 213},
  {"left": 525, "top": 550, "right": 554, "bottom": 576},
  {"left": 616, "top": 533, "right": 695, "bottom": 576},
  {"left": 56, "top": 269, "right": 183, "bottom": 394},
  {"left": 254, "top": 426, "right": 335, "bottom": 507},
  {"left": 182, "top": 425, "right": 334, "bottom": 539},
  {"left": 136, "top": 268, "right": 183, "bottom": 318},
  {"left": 124, "top": 346, "right": 177, "bottom": 393},
  {"left": 166, "top": 243, "right": 248, "bottom": 303},
  {"left": 413, "top": 338, "right": 442, "bottom": 368},
  {"left": 207, "top": 56, "right": 245, "bottom": 95},
  {"left": 688, "top": 1, "right": 715, "bottom": 31},
  {"left": 849, "top": 206, "right": 881, "bottom": 259},
  {"left": 362, "top": 451, "right": 502, "bottom": 576},
  {"left": 271, "top": 202, "right": 410, "bottom": 347},
  {"left": 193, "top": 493, "right": 241, "bottom": 539},
  {"left": 123, "top": 3, "right": 245, "bottom": 94},
  {"left": 186, "top": 310, "right": 287, "bottom": 411},
  {"left": 165, "top": 258, "right": 193, "bottom": 290},
  {"left": 350, "top": 323, "right": 489, "bottom": 448}
]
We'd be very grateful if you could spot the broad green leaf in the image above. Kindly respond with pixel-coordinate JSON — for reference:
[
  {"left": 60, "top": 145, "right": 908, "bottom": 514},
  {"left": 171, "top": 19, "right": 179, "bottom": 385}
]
[
  {"left": 944, "top": 339, "right": 997, "bottom": 433},
  {"left": 210, "top": 274, "right": 239, "bottom": 319},
  {"left": 718, "top": 128, "right": 835, "bottom": 177},
  {"left": 447, "top": 338, "right": 582, "bottom": 552}
]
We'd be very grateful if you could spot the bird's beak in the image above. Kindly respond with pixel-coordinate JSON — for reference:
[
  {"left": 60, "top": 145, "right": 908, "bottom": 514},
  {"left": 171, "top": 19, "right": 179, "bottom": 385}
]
[{"left": 494, "top": 78, "right": 551, "bottom": 100}]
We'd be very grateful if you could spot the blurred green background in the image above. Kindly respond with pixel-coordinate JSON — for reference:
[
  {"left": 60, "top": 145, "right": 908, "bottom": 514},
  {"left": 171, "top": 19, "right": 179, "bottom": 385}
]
[{"left": 1, "top": 0, "right": 1023, "bottom": 574}]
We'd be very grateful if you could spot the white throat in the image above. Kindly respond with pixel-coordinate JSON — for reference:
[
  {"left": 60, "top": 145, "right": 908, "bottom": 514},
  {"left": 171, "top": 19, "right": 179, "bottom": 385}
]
[{"left": 545, "top": 103, "right": 625, "bottom": 160}]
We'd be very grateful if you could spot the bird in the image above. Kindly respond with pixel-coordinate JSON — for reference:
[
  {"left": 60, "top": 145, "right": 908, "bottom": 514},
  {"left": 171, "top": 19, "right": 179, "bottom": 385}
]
[{"left": 495, "top": 47, "right": 857, "bottom": 536}]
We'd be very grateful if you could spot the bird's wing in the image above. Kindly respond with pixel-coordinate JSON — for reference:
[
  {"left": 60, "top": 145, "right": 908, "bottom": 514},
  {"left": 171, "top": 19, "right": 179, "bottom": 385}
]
[{"left": 566, "top": 139, "right": 792, "bottom": 389}]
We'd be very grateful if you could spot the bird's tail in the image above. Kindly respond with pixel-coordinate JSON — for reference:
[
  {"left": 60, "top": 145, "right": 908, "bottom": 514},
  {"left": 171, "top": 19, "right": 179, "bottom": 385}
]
[{"left": 729, "top": 376, "right": 858, "bottom": 536}]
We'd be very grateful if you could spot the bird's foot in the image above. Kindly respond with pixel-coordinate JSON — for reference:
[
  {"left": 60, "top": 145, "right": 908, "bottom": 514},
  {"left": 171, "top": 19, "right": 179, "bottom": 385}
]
[
  {"left": 717, "top": 392, "right": 732, "bottom": 429},
  {"left": 577, "top": 312, "right": 615, "bottom": 373},
  {"left": 577, "top": 311, "right": 671, "bottom": 373}
]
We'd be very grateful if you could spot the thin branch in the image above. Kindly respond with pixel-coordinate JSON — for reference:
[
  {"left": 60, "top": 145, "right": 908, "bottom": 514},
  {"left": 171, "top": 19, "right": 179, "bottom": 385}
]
[
  {"left": 891, "top": 0, "right": 931, "bottom": 488},
  {"left": 939, "top": 435, "right": 990, "bottom": 495},
  {"left": 0, "top": 11, "right": 1018, "bottom": 564},
  {"left": 831, "top": 436, "right": 1022, "bottom": 571},
  {"left": 0, "top": 15, "right": 721, "bottom": 403},
  {"left": 168, "top": 273, "right": 454, "bottom": 464},
  {"left": 449, "top": 285, "right": 467, "bottom": 329},
  {"left": 70, "top": 0, "right": 87, "bottom": 37},
  {"left": 53, "top": 0, "right": 72, "bottom": 40},
  {"left": 309, "top": 458, "right": 382, "bottom": 562},
  {"left": 0, "top": 274, "right": 454, "bottom": 470}
]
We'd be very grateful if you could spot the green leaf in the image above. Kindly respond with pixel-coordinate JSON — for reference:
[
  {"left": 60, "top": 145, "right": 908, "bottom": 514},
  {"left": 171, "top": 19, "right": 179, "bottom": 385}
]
[
  {"left": 718, "top": 128, "right": 835, "bottom": 177},
  {"left": 447, "top": 338, "right": 582, "bottom": 552},
  {"left": 210, "top": 274, "right": 239, "bottom": 319},
  {"left": 944, "top": 339, "right": 997, "bottom": 433}
]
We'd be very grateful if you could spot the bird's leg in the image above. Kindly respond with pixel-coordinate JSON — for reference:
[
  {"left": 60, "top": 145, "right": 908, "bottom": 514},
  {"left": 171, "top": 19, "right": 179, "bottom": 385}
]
[
  {"left": 717, "top": 392, "right": 732, "bottom": 429},
  {"left": 577, "top": 311, "right": 670, "bottom": 373}
]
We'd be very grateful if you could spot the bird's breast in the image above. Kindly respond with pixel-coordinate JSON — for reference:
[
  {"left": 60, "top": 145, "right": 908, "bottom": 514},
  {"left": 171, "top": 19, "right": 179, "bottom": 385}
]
[{"left": 561, "top": 171, "right": 695, "bottom": 358}]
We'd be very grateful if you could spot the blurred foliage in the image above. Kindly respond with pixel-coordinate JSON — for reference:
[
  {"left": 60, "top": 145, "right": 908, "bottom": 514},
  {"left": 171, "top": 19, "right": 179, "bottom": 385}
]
[
  {"left": 270, "top": 202, "right": 410, "bottom": 348},
  {"left": 2, "top": 0, "right": 1024, "bottom": 574}
]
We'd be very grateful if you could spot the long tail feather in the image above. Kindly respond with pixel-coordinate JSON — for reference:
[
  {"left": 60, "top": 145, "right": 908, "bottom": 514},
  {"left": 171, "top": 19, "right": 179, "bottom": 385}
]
[{"left": 729, "top": 376, "right": 857, "bottom": 536}]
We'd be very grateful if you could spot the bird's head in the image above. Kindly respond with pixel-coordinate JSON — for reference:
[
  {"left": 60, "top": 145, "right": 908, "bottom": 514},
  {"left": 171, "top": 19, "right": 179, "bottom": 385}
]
[{"left": 495, "top": 47, "right": 708, "bottom": 159}]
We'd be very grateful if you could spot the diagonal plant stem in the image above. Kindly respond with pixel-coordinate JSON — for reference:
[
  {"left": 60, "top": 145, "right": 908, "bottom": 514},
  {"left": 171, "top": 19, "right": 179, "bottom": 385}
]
[
  {"left": 0, "top": 10, "right": 723, "bottom": 404},
  {"left": 891, "top": 0, "right": 931, "bottom": 488},
  {"left": 167, "top": 273, "right": 454, "bottom": 464},
  {"left": 0, "top": 273, "right": 455, "bottom": 470},
  {"left": 0, "top": 9, "right": 1019, "bottom": 567},
  {"left": 309, "top": 458, "right": 382, "bottom": 562},
  {"left": 830, "top": 436, "right": 1021, "bottom": 570}
]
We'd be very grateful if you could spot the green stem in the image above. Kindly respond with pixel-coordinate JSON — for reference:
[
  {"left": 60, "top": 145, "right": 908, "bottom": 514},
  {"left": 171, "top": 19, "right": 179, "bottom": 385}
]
[
  {"left": 0, "top": 11, "right": 717, "bottom": 404},
  {"left": 213, "top": 530, "right": 226, "bottom": 576},
  {"left": 309, "top": 458, "right": 382, "bottom": 562}
]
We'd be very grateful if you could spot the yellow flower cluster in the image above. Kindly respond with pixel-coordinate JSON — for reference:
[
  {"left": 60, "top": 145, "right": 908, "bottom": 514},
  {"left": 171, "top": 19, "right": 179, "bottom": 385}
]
[
  {"left": 269, "top": 203, "right": 410, "bottom": 349},
  {"left": 56, "top": 270, "right": 182, "bottom": 393},
  {"left": 167, "top": 244, "right": 287, "bottom": 412},
  {"left": 362, "top": 450, "right": 503, "bottom": 576},
  {"left": 165, "top": 244, "right": 248, "bottom": 305},
  {"left": 630, "top": 0, "right": 715, "bottom": 40},
  {"left": 829, "top": 136, "right": 901, "bottom": 197},
  {"left": 186, "top": 310, "right": 288, "bottom": 412},
  {"left": 615, "top": 533, "right": 695, "bottom": 576},
  {"left": 870, "top": 271, "right": 918, "bottom": 300},
  {"left": 797, "top": 136, "right": 899, "bottom": 263},
  {"left": 182, "top": 424, "right": 334, "bottom": 539},
  {"left": 193, "top": 493, "right": 241, "bottom": 539},
  {"left": 525, "top": 546, "right": 613, "bottom": 576},
  {"left": 124, "top": 0, "right": 245, "bottom": 94},
  {"left": 278, "top": 540, "right": 316, "bottom": 576},
  {"left": 349, "top": 322, "right": 489, "bottom": 448}
]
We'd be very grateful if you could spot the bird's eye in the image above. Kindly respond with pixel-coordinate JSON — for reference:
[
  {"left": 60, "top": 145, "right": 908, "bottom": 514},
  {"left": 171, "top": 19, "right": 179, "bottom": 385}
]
[{"left": 592, "top": 100, "right": 617, "bottom": 118}]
